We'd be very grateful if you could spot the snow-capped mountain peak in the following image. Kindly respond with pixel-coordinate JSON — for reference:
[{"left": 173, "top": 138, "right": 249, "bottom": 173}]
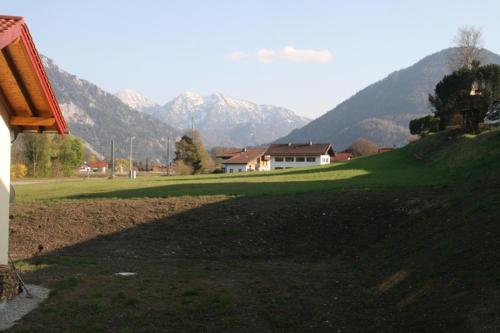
[
  {"left": 115, "top": 89, "right": 157, "bottom": 110},
  {"left": 150, "top": 92, "right": 310, "bottom": 147}
]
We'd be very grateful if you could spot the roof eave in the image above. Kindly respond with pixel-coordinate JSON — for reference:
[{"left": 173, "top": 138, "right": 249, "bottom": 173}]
[
  {"left": 0, "top": 15, "right": 68, "bottom": 135},
  {"left": 18, "top": 23, "right": 68, "bottom": 134}
]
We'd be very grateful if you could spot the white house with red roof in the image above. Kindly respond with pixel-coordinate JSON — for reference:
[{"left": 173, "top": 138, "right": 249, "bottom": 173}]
[
  {"left": 222, "top": 148, "right": 270, "bottom": 173},
  {"left": 265, "top": 143, "right": 334, "bottom": 170}
]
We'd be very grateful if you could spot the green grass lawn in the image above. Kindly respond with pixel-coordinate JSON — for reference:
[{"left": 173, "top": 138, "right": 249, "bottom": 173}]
[
  {"left": 15, "top": 128, "right": 500, "bottom": 202},
  {"left": 16, "top": 130, "right": 500, "bottom": 202},
  {"left": 14, "top": 147, "right": 451, "bottom": 202}
]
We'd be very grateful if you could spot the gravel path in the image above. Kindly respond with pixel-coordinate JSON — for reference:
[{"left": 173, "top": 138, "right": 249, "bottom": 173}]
[{"left": 0, "top": 285, "right": 49, "bottom": 331}]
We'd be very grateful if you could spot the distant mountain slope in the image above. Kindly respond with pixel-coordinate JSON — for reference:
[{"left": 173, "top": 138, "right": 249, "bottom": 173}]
[
  {"left": 276, "top": 48, "right": 500, "bottom": 149},
  {"left": 42, "top": 57, "right": 180, "bottom": 161},
  {"left": 141, "top": 92, "right": 310, "bottom": 148}
]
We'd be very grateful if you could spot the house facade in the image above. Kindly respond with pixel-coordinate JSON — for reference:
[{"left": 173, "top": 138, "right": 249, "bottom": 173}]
[
  {"left": 222, "top": 148, "right": 270, "bottom": 173},
  {"left": 265, "top": 143, "right": 334, "bottom": 170},
  {"left": 0, "top": 15, "right": 67, "bottom": 297}
]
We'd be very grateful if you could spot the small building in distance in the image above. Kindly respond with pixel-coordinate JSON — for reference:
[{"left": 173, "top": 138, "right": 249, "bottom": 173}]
[
  {"left": 88, "top": 161, "right": 108, "bottom": 174},
  {"left": 377, "top": 147, "right": 395, "bottom": 153},
  {"left": 331, "top": 152, "right": 353, "bottom": 162},
  {"left": 265, "top": 143, "right": 334, "bottom": 170},
  {"left": 222, "top": 148, "right": 269, "bottom": 173}
]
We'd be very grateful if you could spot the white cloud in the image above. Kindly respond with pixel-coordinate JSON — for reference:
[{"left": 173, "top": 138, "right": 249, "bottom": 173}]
[
  {"left": 226, "top": 51, "right": 247, "bottom": 61},
  {"left": 228, "top": 46, "right": 332, "bottom": 64},
  {"left": 280, "top": 46, "right": 332, "bottom": 63},
  {"left": 256, "top": 49, "right": 277, "bottom": 63}
]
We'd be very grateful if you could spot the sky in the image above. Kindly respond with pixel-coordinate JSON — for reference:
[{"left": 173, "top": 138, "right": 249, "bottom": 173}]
[{"left": 2, "top": 0, "right": 500, "bottom": 118}]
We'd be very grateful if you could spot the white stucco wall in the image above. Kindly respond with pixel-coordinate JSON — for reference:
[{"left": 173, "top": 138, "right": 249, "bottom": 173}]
[
  {"left": 224, "top": 164, "right": 250, "bottom": 173},
  {"left": 0, "top": 103, "right": 11, "bottom": 265},
  {"left": 270, "top": 155, "right": 330, "bottom": 170}
]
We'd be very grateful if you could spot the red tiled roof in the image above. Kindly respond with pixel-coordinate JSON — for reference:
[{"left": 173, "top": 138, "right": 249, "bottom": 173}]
[
  {"left": 265, "top": 143, "right": 333, "bottom": 157},
  {"left": 222, "top": 148, "right": 266, "bottom": 165},
  {"left": 0, "top": 16, "right": 22, "bottom": 49},
  {"left": 378, "top": 147, "right": 395, "bottom": 153},
  {"left": 88, "top": 162, "right": 108, "bottom": 168},
  {"left": 331, "top": 152, "right": 352, "bottom": 162},
  {"left": 0, "top": 15, "right": 67, "bottom": 134}
]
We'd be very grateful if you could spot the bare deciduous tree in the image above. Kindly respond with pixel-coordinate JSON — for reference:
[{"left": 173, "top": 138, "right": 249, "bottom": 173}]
[{"left": 449, "top": 26, "right": 485, "bottom": 70}]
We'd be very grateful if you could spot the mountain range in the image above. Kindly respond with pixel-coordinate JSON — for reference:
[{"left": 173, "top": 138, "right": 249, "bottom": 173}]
[
  {"left": 42, "top": 47, "right": 500, "bottom": 161},
  {"left": 42, "top": 56, "right": 180, "bottom": 162},
  {"left": 276, "top": 48, "right": 500, "bottom": 149},
  {"left": 115, "top": 90, "right": 310, "bottom": 148}
]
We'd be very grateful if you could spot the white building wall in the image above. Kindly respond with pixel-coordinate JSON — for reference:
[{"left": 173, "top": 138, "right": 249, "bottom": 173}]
[
  {"left": 270, "top": 155, "right": 330, "bottom": 170},
  {"left": 224, "top": 164, "right": 250, "bottom": 173},
  {"left": 0, "top": 104, "right": 11, "bottom": 265},
  {"left": 259, "top": 162, "right": 271, "bottom": 171}
]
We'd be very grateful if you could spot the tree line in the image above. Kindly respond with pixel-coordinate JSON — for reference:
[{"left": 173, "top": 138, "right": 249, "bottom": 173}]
[{"left": 11, "top": 133, "right": 83, "bottom": 178}]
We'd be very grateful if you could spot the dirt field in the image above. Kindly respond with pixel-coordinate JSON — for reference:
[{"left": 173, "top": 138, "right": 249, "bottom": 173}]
[{"left": 7, "top": 184, "right": 500, "bottom": 332}]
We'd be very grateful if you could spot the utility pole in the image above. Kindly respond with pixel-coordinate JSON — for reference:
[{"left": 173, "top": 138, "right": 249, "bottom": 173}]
[
  {"left": 129, "top": 136, "right": 135, "bottom": 179},
  {"left": 110, "top": 139, "right": 115, "bottom": 179},
  {"left": 166, "top": 136, "right": 171, "bottom": 176}
]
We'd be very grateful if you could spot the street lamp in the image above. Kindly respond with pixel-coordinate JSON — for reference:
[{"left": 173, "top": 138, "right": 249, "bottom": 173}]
[{"left": 129, "top": 136, "right": 135, "bottom": 179}]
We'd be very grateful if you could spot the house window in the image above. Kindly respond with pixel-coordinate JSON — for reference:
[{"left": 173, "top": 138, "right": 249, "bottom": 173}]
[
  {"left": 229, "top": 169, "right": 233, "bottom": 173},
  {"left": 296, "top": 157, "right": 305, "bottom": 162},
  {"left": 285, "top": 157, "right": 294, "bottom": 162},
  {"left": 275, "top": 157, "right": 284, "bottom": 162},
  {"left": 307, "top": 157, "right": 316, "bottom": 162},
  {"left": 238, "top": 169, "right": 243, "bottom": 172}
]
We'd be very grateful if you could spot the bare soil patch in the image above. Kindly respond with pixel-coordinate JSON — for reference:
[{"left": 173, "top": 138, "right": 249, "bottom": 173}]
[{"left": 6, "top": 187, "right": 500, "bottom": 332}]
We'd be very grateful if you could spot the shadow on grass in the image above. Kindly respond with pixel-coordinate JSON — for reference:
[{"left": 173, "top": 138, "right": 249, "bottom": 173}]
[
  {"left": 14, "top": 184, "right": 493, "bottom": 332},
  {"left": 15, "top": 191, "right": 414, "bottom": 332}
]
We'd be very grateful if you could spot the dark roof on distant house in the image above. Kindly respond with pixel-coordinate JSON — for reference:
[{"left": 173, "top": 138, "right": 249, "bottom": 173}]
[
  {"left": 222, "top": 148, "right": 266, "bottom": 165},
  {"left": 216, "top": 148, "right": 243, "bottom": 159},
  {"left": 265, "top": 143, "right": 333, "bottom": 157},
  {"left": 88, "top": 162, "right": 108, "bottom": 168}
]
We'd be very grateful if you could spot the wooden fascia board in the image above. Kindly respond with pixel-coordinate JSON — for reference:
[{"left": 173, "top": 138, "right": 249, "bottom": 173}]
[{"left": 9, "top": 116, "right": 55, "bottom": 127}]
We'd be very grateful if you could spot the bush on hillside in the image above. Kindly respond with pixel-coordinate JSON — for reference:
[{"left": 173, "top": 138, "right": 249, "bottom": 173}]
[
  {"left": 346, "top": 138, "right": 379, "bottom": 157},
  {"left": 409, "top": 115, "right": 440, "bottom": 135}
]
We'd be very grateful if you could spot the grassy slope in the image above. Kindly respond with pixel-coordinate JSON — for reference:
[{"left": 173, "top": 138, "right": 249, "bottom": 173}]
[
  {"left": 16, "top": 128, "right": 500, "bottom": 202},
  {"left": 7, "top": 129, "right": 500, "bottom": 332},
  {"left": 15, "top": 142, "right": 453, "bottom": 202}
]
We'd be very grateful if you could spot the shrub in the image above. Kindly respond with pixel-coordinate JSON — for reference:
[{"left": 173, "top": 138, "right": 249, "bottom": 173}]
[
  {"left": 409, "top": 115, "right": 440, "bottom": 135},
  {"left": 10, "top": 163, "right": 27, "bottom": 179},
  {"left": 346, "top": 138, "right": 379, "bottom": 157}
]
